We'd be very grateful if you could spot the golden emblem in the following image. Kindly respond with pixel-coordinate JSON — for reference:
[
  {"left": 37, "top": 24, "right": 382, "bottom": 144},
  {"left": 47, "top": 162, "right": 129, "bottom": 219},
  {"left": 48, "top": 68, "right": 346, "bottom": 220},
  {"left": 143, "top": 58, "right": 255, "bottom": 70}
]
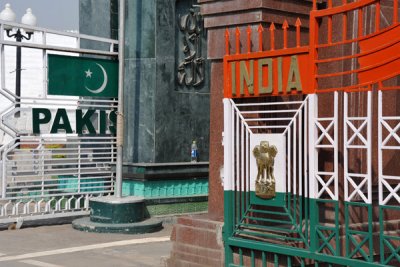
[{"left": 253, "top": 141, "right": 278, "bottom": 199}]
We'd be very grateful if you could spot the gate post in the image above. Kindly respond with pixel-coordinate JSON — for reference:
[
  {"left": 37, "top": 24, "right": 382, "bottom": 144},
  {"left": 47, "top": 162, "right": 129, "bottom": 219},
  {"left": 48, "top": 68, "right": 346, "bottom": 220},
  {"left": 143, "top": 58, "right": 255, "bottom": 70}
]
[
  {"left": 308, "top": 93, "right": 318, "bottom": 253},
  {"left": 223, "top": 98, "right": 234, "bottom": 265}
]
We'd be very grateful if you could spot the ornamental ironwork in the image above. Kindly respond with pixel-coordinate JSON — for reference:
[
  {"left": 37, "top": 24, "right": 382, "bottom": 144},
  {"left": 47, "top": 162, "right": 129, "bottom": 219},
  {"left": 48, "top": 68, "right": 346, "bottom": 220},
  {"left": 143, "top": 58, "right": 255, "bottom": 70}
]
[{"left": 177, "top": 9, "right": 204, "bottom": 88}]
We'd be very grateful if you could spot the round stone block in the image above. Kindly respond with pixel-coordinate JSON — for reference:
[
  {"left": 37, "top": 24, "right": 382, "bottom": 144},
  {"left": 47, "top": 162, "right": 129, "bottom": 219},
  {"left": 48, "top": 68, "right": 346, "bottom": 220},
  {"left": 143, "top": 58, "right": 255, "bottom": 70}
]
[{"left": 89, "top": 196, "right": 145, "bottom": 224}]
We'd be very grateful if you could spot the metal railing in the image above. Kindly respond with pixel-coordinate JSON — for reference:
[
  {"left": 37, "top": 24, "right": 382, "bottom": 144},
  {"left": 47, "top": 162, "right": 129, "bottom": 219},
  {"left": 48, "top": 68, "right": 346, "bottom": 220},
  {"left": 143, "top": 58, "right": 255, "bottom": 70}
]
[{"left": 0, "top": 20, "right": 118, "bottom": 225}]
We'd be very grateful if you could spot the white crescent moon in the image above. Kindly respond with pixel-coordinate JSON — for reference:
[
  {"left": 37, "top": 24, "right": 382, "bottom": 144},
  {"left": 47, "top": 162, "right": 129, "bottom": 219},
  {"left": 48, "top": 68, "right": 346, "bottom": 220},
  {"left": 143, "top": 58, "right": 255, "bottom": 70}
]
[{"left": 85, "top": 63, "right": 108, "bottom": 94}]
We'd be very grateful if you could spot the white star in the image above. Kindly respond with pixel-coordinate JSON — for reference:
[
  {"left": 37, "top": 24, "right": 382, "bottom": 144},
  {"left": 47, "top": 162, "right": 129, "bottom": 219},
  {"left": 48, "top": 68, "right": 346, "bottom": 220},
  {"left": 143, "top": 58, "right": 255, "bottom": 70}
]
[{"left": 85, "top": 69, "right": 92, "bottom": 78}]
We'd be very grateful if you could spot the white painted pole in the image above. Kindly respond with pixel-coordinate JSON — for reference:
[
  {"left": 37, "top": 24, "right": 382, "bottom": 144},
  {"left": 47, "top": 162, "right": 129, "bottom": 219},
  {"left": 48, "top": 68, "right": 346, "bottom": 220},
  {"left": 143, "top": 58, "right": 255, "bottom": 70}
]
[{"left": 115, "top": 0, "right": 125, "bottom": 198}]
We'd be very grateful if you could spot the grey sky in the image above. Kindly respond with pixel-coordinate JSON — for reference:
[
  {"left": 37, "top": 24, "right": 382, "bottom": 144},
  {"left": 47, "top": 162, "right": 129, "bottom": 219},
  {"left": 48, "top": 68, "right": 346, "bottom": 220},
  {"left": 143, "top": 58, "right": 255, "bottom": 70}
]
[{"left": 0, "top": 0, "right": 78, "bottom": 31}]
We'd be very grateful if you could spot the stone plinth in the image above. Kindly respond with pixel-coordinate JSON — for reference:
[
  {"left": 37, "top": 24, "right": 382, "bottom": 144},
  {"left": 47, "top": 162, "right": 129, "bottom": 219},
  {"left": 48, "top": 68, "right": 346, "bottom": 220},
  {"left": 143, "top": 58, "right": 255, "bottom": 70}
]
[{"left": 72, "top": 196, "right": 162, "bottom": 234}]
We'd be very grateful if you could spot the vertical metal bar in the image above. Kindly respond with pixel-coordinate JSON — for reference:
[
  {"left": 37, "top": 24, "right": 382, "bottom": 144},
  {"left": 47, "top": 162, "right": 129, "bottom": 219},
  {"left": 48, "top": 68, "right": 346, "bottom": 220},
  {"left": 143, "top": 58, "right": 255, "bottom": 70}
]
[
  {"left": 342, "top": 12, "right": 347, "bottom": 41},
  {"left": 344, "top": 92, "right": 349, "bottom": 201},
  {"left": 299, "top": 109, "right": 303, "bottom": 233},
  {"left": 368, "top": 204, "right": 373, "bottom": 262},
  {"left": 296, "top": 18, "right": 301, "bottom": 48},
  {"left": 378, "top": 91, "right": 383, "bottom": 205},
  {"left": 0, "top": 23, "right": 5, "bottom": 90},
  {"left": 262, "top": 251, "right": 266, "bottom": 267},
  {"left": 288, "top": 127, "right": 292, "bottom": 213},
  {"left": 293, "top": 117, "right": 297, "bottom": 223},
  {"left": 251, "top": 249, "right": 255, "bottom": 267},
  {"left": 299, "top": 110, "right": 303, "bottom": 197},
  {"left": 246, "top": 26, "right": 251, "bottom": 53},
  {"left": 78, "top": 142, "right": 81, "bottom": 193},
  {"left": 239, "top": 248, "right": 243, "bottom": 266},
  {"left": 304, "top": 98, "right": 309, "bottom": 244},
  {"left": 15, "top": 38, "right": 21, "bottom": 111},
  {"left": 294, "top": 117, "right": 297, "bottom": 196},
  {"left": 258, "top": 24, "right": 263, "bottom": 52},
  {"left": 235, "top": 27, "right": 240, "bottom": 55},
  {"left": 225, "top": 29, "right": 230, "bottom": 55},
  {"left": 223, "top": 99, "right": 234, "bottom": 266},
  {"left": 367, "top": 91, "right": 372, "bottom": 204},
  {"left": 115, "top": 0, "right": 126, "bottom": 198},
  {"left": 43, "top": 31, "right": 48, "bottom": 98},
  {"left": 246, "top": 129, "right": 250, "bottom": 208},
  {"left": 328, "top": 16, "right": 332, "bottom": 44},
  {"left": 308, "top": 94, "right": 318, "bottom": 252},
  {"left": 231, "top": 104, "right": 235, "bottom": 229},
  {"left": 1, "top": 149, "right": 6, "bottom": 198},
  {"left": 40, "top": 142, "right": 45, "bottom": 197},
  {"left": 236, "top": 111, "right": 239, "bottom": 224},
  {"left": 269, "top": 23, "right": 275, "bottom": 51},
  {"left": 309, "top": 14, "right": 319, "bottom": 92},
  {"left": 274, "top": 253, "right": 278, "bottom": 267},
  {"left": 345, "top": 202, "right": 350, "bottom": 257},
  {"left": 240, "top": 118, "right": 244, "bottom": 218},
  {"left": 224, "top": 100, "right": 233, "bottom": 192},
  {"left": 358, "top": 8, "right": 363, "bottom": 38},
  {"left": 334, "top": 92, "right": 339, "bottom": 200},
  {"left": 283, "top": 20, "right": 288, "bottom": 49},
  {"left": 375, "top": 2, "right": 381, "bottom": 32}
]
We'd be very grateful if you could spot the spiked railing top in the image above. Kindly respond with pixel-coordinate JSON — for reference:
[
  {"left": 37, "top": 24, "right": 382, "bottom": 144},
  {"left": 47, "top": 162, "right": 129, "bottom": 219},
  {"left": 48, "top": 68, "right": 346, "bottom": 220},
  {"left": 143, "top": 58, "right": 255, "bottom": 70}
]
[{"left": 224, "top": 18, "right": 303, "bottom": 56}]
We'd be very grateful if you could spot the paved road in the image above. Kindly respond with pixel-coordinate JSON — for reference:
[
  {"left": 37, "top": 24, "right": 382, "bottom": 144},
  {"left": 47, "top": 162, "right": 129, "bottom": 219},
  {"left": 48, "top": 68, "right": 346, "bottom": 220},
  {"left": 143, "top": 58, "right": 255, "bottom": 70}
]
[{"left": 0, "top": 223, "right": 172, "bottom": 267}]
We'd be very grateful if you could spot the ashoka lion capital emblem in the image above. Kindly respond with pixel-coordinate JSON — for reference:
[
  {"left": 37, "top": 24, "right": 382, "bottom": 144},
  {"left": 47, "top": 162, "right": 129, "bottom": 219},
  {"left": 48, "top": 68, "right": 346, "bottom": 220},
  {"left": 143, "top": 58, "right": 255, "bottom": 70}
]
[{"left": 253, "top": 141, "right": 278, "bottom": 199}]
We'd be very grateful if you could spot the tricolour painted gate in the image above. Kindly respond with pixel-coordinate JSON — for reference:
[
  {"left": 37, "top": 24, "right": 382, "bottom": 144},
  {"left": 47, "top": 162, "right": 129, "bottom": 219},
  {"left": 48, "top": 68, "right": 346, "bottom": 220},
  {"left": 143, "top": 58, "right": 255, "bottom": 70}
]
[{"left": 223, "top": 0, "right": 400, "bottom": 266}]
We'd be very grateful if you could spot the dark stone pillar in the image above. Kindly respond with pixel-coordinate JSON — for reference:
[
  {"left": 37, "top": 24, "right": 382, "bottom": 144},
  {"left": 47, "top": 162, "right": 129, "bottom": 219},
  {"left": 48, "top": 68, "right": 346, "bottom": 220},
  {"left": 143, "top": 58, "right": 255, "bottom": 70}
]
[
  {"left": 79, "top": 0, "right": 118, "bottom": 48},
  {"left": 80, "top": 0, "right": 211, "bottom": 200},
  {"left": 123, "top": 0, "right": 210, "bottom": 164}
]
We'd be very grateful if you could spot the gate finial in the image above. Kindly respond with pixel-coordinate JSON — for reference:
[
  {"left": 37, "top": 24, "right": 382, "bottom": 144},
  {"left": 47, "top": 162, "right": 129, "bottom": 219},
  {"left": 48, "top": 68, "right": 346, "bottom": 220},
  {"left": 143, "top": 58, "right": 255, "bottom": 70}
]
[
  {"left": 257, "top": 24, "right": 264, "bottom": 52},
  {"left": 295, "top": 18, "right": 302, "bottom": 47},
  {"left": 282, "top": 20, "right": 289, "bottom": 49},
  {"left": 235, "top": 27, "right": 241, "bottom": 54},
  {"left": 225, "top": 28, "right": 230, "bottom": 55},
  {"left": 269, "top": 22, "right": 275, "bottom": 51},
  {"left": 246, "top": 26, "right": 252, "bottom": 53}
]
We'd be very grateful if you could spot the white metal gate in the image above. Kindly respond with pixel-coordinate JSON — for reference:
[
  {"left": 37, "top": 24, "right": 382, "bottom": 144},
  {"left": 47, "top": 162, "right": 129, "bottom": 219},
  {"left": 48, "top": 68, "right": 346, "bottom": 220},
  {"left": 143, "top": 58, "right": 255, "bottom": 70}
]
[{"left": 0, "top": 20, "right": 118, "bottom": 226}]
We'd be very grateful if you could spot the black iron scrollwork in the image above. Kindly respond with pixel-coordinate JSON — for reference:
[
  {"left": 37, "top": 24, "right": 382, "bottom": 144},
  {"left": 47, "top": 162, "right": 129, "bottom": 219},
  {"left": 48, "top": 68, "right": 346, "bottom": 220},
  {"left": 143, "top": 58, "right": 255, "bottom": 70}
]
[{"left": 177, "top": 9, "right": 204, "bottom": 88}]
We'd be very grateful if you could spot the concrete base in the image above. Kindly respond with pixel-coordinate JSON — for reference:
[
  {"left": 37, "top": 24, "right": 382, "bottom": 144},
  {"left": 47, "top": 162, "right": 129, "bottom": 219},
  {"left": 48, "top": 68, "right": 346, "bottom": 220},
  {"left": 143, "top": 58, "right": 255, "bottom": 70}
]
[
  {"left": 72, "top": 196, "right": 162, "bottom": 234},
  {"left": 72, "top": 216, "right": 163, "bottom": 234}
]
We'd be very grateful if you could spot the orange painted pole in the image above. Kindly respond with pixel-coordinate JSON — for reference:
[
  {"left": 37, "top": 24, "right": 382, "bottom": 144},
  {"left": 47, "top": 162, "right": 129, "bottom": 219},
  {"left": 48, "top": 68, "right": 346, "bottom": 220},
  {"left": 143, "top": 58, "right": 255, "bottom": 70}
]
[
  {"left": 394, "top": 0, "right": 398, "bottom": 23},
  {"left": 313, "top": 0, "right": 317, "bottom": 10}
]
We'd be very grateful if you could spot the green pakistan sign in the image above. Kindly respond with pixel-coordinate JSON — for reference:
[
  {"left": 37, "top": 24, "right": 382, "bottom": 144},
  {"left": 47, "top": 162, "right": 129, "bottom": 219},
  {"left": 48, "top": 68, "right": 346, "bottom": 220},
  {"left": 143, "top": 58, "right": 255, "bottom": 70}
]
[{"left": 48, "top": 55, "right": 118, "bottom": 98}]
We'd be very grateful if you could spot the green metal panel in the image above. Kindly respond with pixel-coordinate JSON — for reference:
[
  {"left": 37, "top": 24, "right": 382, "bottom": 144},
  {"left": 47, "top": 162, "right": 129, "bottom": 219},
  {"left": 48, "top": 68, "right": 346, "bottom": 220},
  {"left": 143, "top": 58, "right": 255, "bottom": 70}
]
[{"left": 122, "top": 178, "right": 208, "bottom": 198}]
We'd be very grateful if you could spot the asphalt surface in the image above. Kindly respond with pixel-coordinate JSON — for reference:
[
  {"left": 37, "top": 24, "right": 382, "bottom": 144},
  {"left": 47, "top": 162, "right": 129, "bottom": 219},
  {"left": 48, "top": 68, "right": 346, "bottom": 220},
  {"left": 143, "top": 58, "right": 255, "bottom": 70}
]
[{"left": 0, "top": 223, "right": 173, "bottom": 267}]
